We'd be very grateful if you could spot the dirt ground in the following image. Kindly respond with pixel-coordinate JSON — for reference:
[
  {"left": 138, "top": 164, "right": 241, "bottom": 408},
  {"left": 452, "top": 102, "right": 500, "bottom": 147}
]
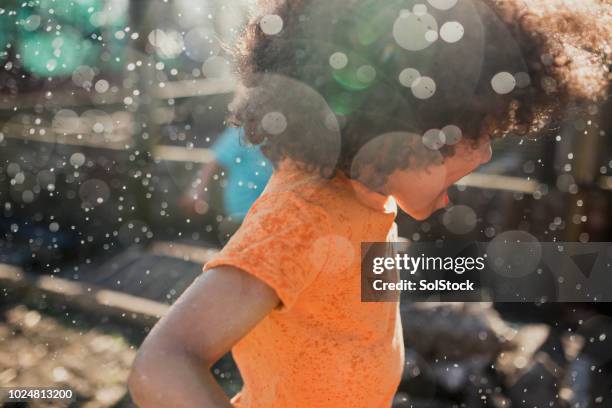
[
  {"left": 0, "top": 300, "right": 241, "bottom": 408},
  {"left": 0, "top": 303, "right": 137, "bottom": 408}
]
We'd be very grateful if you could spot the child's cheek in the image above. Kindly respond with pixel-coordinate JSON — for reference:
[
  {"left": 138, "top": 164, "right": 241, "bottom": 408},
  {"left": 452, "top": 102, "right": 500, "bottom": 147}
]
[{"left": 387, "top": 165, "right": 448, "bottom": 218}]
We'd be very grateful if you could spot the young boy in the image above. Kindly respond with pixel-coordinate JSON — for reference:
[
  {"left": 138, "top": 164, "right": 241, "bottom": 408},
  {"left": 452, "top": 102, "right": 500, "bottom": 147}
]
[
  {"left": 129, "top": 0, "right": 611, "bottom": 406},
  {"left": 181, "top": 127, "right": 272, "bottom": 239}
]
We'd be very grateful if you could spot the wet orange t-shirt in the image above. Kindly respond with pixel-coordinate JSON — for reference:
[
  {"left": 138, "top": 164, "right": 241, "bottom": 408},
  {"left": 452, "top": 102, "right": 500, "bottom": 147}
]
[{"left": 203, "top": 160, "right": 404, "bottom": 408}]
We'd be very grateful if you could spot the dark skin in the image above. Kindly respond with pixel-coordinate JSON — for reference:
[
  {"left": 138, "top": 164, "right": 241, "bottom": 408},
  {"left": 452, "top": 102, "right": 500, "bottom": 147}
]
[
  {"left": 128, "top": 266, "right": 279, "bottom": 407},
  {"left": 127, "top": 138, "right": 491, "bottom": 407}
]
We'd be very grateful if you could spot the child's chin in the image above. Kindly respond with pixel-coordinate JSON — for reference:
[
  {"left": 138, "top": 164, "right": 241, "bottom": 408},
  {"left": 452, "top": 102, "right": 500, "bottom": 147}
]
[
  {"left": 404, "top": 196, "right": 448, "bottom": 221},
  {"left": 410, "top": 212, "right": 433, "bottom": 221},
  {"left": 405, "top": 206, "right": 436, "bottom": 221}
]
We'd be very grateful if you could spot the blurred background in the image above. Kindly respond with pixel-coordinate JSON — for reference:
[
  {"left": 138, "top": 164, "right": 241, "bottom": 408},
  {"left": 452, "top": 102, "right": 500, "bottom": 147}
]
[{"left": 1, "top": 0, "right": 612, "bottom": 407}]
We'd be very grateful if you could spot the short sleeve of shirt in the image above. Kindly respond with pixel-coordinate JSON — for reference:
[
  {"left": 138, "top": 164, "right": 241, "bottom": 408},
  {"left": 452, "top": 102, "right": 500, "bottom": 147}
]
[
  {"left": 211, "top": 128, "right": 243, "bottom": 168},
  {"left": 203, "top": 192, "right": 332, "bottom": 311}
]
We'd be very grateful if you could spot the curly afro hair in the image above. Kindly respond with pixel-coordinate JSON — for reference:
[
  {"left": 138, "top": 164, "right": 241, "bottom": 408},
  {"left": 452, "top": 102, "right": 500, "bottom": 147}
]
[{"left": 228, "top": 0, "right": 611, "bottom": 186}]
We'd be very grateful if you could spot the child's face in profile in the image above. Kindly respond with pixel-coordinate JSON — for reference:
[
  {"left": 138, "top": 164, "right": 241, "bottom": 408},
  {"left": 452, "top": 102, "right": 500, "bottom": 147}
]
[{"left": 385, "top": 137, "right": 492, "bottom": 220}]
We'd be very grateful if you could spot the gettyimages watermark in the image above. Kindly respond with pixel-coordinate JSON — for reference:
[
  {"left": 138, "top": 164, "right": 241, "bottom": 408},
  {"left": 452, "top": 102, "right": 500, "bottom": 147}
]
[{"left": 361, "top": 241, "right": 612, "bottom": 302}]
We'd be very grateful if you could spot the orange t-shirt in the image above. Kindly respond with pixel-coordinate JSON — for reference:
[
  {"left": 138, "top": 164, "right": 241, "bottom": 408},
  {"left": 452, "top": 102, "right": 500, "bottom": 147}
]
[{"left": 203, "top": 160, "right": 404, "bottom": 408}]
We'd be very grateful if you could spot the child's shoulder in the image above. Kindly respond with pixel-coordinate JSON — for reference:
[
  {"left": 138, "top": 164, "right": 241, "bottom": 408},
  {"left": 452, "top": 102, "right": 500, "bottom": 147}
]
[
  {"left": 251, "top": 161, "right": 341, "bottom": 214},
  {"left": 245, "top": 188, "right": 331, "bottom": 228}
]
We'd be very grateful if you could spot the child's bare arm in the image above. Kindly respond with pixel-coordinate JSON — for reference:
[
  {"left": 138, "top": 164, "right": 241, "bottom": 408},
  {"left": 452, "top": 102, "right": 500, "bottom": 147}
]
[{"left": 128, "top": 266, "right": 280, "bottom": 407}]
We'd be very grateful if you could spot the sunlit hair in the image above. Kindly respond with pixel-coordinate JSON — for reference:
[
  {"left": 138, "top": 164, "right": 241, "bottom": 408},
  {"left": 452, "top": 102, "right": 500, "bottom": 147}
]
[{"left": 229, "top": 0, "right": 611, "bottom": 186}]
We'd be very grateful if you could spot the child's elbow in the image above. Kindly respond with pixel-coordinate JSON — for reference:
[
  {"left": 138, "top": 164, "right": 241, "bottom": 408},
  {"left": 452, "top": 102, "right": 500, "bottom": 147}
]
[
  {"left": 128, "top": 346, "right": 164, "bottom": 406},
  {"left": 128, "top": 355, "right": 149, "bottom": 406},
  {"left": 128, "top": 336, "right": 215, "bottom": 406}
]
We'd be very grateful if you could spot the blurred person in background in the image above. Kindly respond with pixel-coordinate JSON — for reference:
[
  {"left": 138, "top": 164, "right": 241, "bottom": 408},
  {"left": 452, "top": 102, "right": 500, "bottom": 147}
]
[{"left": 181, "top": 126, "right": 272, "bottom": 240}]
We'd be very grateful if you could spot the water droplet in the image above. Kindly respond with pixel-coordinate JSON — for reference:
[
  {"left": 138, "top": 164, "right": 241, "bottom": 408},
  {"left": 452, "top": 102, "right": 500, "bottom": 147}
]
[
  {"left": 514, "top": 72, "right": 531, "bottom": 88},
  {"left": 393, "top": 11, "right": 438, "bottom": 51},
  {"left": 356, "top": 65, "right": 376, "bottom": 83},
  {"left": 422, "top": 129, "right": 445, "bottom": 150},
  {"left": 260, "top": 14, "right": 283, "bottom": 35},
  {"left": 202, "top": 56, "right": 231, "bottom": 78},
  {"left": 411, "top": 76, "right": 436, "bottom": 99},
  {"left": 329, "top": 52, "right": 348, "bottom": 70},
  {"left": 70, "top": 153, "right": 86, "bottom": 168},
  {"left": 442, "top": 205, "right": 477, "bottom": 234},
  {"left": 441, "top": 125, "right": 462, "bottom": 145},
  {"left": 427, "top": 0, "right": 458, "bottom": 10},
  {"left": 399, "top": 68, "right": 421, "bottom": 87},
  {"left": 491, "top": 72, "right": 516, "bottom": 94},
  {"left": 261, "top": 112, "right": 287, "bottom": 135},
  {"left": 440, "top": 21, "right": 464, "bottom": 43},
  {"left": 95, "top": 79, "right": 110, "bottom": 93}
]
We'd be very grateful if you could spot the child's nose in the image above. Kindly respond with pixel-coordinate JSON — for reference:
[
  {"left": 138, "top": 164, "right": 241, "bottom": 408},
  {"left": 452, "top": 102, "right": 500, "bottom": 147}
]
[
  {"left": 480, "top": 143, "right": 493, "bottom": 164},
  {"left": 478, "top": 136, "right": 493, "bottom": 164}
]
